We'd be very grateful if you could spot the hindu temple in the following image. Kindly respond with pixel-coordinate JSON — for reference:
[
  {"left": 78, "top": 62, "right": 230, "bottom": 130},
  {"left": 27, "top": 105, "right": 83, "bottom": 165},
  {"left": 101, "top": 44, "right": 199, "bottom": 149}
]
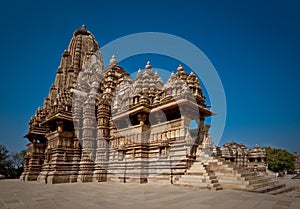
[{"left": 21, "top": 25, "right": 287, "bottom": 193}]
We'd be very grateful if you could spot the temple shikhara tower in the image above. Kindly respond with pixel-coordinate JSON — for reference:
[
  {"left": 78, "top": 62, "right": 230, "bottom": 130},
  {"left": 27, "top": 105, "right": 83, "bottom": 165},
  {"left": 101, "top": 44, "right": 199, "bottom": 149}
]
[{"left": 21, "top": 26, "right": 286, "bottom": 193}]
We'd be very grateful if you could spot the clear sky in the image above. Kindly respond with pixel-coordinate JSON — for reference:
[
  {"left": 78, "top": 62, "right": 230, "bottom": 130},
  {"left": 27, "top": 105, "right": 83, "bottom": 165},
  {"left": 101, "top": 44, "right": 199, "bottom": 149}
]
[{"left": 0, "top": 0, "right": 299, "bottom": 153}]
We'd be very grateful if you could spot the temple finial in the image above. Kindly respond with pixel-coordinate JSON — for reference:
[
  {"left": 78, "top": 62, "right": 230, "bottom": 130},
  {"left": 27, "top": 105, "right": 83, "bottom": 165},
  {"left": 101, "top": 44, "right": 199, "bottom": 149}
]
[
  {"left": 145, "top": 61, "right": 151, "bottom": 69},
  {"left": 82, "top": 24, "right": 86, "bottom": 30},
  {"left": 110, "top": 54, "right": 117, "bottom": 65},
  {"left": 177, "top": 64, "right": 183, "bottom": 71}
]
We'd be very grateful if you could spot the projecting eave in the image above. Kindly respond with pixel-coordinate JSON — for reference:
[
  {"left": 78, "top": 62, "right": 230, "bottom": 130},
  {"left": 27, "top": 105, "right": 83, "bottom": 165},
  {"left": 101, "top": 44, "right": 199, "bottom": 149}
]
[
  {"left": 41, "top": 111, "right": 73, "bottom": 126},
  {"left": 24, "top": 128, "right": 47, "bottom": 140},
  {"left": 112, "top": 105, "right": 151, "bottom": 121},
  {"left": 152, "top": 98, "right": 215, "bottom": 117}
]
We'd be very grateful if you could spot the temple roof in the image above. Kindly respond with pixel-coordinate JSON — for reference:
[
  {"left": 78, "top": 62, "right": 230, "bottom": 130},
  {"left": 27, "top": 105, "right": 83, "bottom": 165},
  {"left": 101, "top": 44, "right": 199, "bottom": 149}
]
[
  {"left": 25, "top": 26, "right": 212, "bottom": 140},
  {"left": 64, "top": 24, "right": 100, "bottom": 71}
]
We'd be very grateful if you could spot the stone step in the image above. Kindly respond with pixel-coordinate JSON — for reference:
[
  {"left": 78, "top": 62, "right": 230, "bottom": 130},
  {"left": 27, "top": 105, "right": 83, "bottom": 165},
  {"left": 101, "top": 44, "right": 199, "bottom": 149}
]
[
  {"left": 269, "top": 186, "right": 295, "bottom": 195},
  {"left": 238, "top": 172, "right": 257, "bottom": 177},
  {"left": 189, "top": 168, "right": 206, "bottom": 172},
  {"left": 173, "top": 182, "right": 210, "bottom": 189},
  {"left": 179, "top": 178, "right": 214, "bottom": 184},
  {"left": 248, "top": 180, "right": 278, "bottom": 190},
  {"left": 247, "top": 177, "right": 273, "bottom": 185},
  {"left": 206, "top": 168, "right": 235, "bottom": 175},
  {"left": 252, "top": 183, "right": 286, "bottom": 193},
  {"left": 186, "top": 171, "right": 208, "bottom": 175},
  {"left": 218, "top": 179, "right": 247, "bottom": 186},
  {"left": 189, "top": 174, "right": 216, "bottom": 180},
  {"left": 178, "top": 175, "right": 208, "bottom": 181},
  {"left": 212, "top": 169, "right": 237, "bottom": 174},
  {"left": 188, "top": 164, "right": 206, "bottom": 169},
  {"left": 187, "top": 168, "right": 207, "bottom": 173},
  {"left": 175, "top": 180, "right": 205, "bottom": 185},
  {"left": 214, "top": 174, "right": 266, "bottom": 182},
  {"left": 242, "top": 175, "right": 266, "bottom": 181},
  {"left": 175, "top": 178, "right": 210, "bottom": 185},
  {"left": 175, "top": 174, "right": 217, "bottom": 181},
  {"left": 175, "top": 180, "right": 222, "bottom": 190},
  {"left": 219, "top": 181, "right": 248, "bottom": 189},
  {"left": 215, "top": 173, "right": 242, "bottom": 181}
]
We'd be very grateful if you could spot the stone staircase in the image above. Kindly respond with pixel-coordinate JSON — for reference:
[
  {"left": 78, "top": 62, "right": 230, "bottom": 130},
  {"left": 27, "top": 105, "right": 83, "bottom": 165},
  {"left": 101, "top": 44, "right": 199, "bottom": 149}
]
[
  {"left": 173, "top": 160, "right": 223, "bottom": 190},
  {"left": 209, "top": 155, "right": 286, "bottom": 193},
  {"left": 174, "top": 151, "right": 288, "bottom": 194}
]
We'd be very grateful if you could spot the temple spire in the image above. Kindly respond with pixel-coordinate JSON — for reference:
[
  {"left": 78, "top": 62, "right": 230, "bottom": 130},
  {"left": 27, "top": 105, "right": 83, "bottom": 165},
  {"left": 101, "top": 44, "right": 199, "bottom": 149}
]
[
  {"left": 110, "top": 55, "right": 117, "bottom": 65},
  {"left": 177, "top": 64, "right": 184, "bottom": 71},
  {"left": 145, "top": 61, "right": 152, "bottom": 69}
]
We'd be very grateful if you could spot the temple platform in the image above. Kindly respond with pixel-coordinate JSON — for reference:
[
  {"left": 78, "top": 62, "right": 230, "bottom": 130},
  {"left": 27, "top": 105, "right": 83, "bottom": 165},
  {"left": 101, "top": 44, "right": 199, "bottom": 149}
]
[{"left": 1, "top": 178, "right": 300, "bottom": 209}]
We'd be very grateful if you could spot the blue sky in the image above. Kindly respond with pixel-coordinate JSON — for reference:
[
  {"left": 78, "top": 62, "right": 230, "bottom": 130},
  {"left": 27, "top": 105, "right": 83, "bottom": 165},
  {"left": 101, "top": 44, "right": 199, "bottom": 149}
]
[{"left": 0, "top": 0, "right": 299, "bottom": 153}]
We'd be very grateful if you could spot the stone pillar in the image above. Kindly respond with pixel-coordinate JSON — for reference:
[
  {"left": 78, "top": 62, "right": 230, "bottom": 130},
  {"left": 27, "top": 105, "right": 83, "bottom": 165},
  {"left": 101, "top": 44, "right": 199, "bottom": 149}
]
[
  {"left": 72, "top": 95, "right": 83, "bottom": 141},
  {"left": 78, "top": 95, "right": 96, "bottom": 182},
  {"left": 93, "top": 100, "right": 110, "bottom": 182}
]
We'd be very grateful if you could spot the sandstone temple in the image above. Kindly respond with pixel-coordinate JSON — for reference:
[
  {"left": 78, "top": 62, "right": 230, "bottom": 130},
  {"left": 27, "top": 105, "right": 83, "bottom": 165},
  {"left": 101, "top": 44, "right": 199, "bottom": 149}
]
[{"left": 20, "top": 25, "right": 287, "bottom": 193}]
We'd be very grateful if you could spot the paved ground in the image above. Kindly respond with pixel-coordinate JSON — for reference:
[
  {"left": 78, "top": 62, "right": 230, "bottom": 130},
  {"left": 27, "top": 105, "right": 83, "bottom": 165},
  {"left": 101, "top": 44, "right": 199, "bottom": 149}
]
[{"left": 1, "top": 179, "right": 300, "bottom": 209}]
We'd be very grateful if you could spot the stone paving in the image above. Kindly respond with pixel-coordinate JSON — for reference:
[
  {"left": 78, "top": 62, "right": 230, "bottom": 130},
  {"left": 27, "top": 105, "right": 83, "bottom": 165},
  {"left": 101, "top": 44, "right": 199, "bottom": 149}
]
[{"left": 1, "top": 179, "right": 300, "bottom": 209}]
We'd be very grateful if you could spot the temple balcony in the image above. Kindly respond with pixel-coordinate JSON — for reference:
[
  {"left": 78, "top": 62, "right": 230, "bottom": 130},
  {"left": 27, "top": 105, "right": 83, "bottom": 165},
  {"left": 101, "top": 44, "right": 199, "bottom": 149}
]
[{"left": 26, "top": 142, "right": 46, "bottom": 157}]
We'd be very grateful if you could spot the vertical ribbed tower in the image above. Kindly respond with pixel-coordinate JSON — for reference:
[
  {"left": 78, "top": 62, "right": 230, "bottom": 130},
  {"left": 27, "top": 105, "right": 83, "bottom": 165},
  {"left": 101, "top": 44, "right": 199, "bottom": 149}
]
[{"left": 21, "top": 25, "right": 101, "bottom": 183}]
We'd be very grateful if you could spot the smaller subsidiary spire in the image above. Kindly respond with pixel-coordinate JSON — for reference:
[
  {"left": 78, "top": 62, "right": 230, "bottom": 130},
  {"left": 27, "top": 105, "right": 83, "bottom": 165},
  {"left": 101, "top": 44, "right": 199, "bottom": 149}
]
[
  {"left": 110, "top": 55, "right": 117, "bottom": 65},
  {"left": 136, "top": 68, "right": 143, "bottom": 80},
  {"left": 62, "top": 49, "right": 69, "bottom": 57},
  {"left": 145, "top": 61, "right": 152, "bottom": 69},
  {"left": 177, "top": 64, "right": 184, "bottom": 71}
]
